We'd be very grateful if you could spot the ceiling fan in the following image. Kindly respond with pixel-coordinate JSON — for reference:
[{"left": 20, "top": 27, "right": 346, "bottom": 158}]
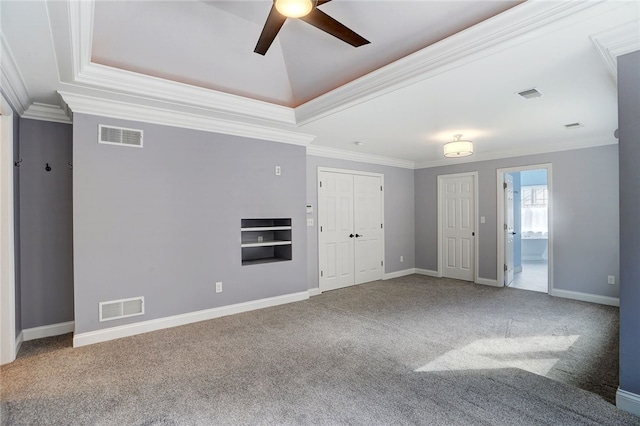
[{"left": 254, "top": 0, "right": 370, "bottom": 55}]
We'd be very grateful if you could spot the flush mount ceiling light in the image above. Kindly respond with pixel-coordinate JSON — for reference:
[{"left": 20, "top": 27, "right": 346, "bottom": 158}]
[
  {"left": 275, "top": 0, "right": 317, "bottom": 18},
  {"left": 443, "top": 134, "right": 474, "bottom": 158}
]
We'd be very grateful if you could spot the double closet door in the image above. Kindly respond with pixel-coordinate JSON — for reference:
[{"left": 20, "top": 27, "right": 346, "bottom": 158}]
[{"left": 318, "top": 170, "right": 383, "bottom": 292}]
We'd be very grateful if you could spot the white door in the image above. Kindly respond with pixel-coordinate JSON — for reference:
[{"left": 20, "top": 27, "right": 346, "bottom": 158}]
[
  {"left": 354, "top": 175, "right": 383, "bottom": 285},
  {"left": 441, "top": 174, "right": 475, "bottom": 281},
  {"left": 504, "top": 174, "right": 515, "bottom": 286},
  {"left": 318, "top": 172, "right": 354, "bottom": 291},
  {"left": 319, "top": 171, "right": 383, "bottom": 291}
]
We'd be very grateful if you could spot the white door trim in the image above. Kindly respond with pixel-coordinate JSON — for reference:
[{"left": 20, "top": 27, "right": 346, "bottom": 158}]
[
  {"left": 317, "top": 167, "right": 385, "bottom": 290},
  {"left": 437, "top": 171, "right": 479, "bottom": 282},
  {"left": 496, "top": 164, "right": 553, "bottom": 293},
  {"left": 1, "top": 93, "right": 17, "bottom": 364}
]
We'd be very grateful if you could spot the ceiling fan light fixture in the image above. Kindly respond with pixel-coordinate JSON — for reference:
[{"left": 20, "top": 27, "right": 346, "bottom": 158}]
[
  {"left": 275, "top": 0, "right": 317, "bottom": 18},
  {"left": 444, "top": 134, "right": 473, "bottom": 158}
]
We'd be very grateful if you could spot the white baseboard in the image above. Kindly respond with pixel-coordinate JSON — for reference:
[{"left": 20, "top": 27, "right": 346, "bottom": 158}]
[
  {"left": 308, "top": 288, "right": 321, "bottom": 297},
  {"left": 15, "top": 330, "right": 23, "bottom": 356},
  {"left": 476, "top": 277, "right": 501, "bottom": 287},
  {"left": 73, "top": 291, "right": 310, "bottom": 348},
  {"left": 550, "top": 289, "right": 619, "bottom": 307},
  {"left": 383, "top": 268, "right": 416, "bottom": 280},
  {"left": 23, "top": 321, "right": 75, "bottom": 342},
  {"left": 617, "top": 388, "right": 640, "bottom": 417},
  {"left": 414, "top": 268, "right": 438, "bottom": 277}
]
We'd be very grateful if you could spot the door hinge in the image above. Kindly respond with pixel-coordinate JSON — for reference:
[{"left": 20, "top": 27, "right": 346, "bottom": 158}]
[
  {"left": 381, "top": 223, "right": 383, "bottom": 229},
  {"left": 503, "top": 182, "right": 507, "bottom": 189},
  {"left": 320, "top": 226, "right": 323, "bottom": 232},
  {"left": 319, "top": 181, "right": 322, "bottom": 188},
  {"left": 321, "top": 270, "right": 323, "bottom": 277},
  {"left": 504, "top": 264, "right": 508, "bottom": 271},
  {"left": 380, "top": 185, "right": 383, "bottom": 191},
  {"left": 381, "top": 261, "right": 384, "bottom": 266},
  {"left": 504, "top": 224, "right": 507, "bottom": 230}
]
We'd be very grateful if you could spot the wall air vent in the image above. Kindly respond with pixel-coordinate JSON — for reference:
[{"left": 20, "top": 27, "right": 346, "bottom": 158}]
[
  {"left": 564, "top": 122, "right": 583, "bottom": 129},
  {"left": 517, "top": 88, "right": 542, "bottom": 99},
  {"left": 98, "top": 125, "right": 143, "bottom": 148},
  {"left": 99, "top": 297, "right": 145, "bottom": 322}
]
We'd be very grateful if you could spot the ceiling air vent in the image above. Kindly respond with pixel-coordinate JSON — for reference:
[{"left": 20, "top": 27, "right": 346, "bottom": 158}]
[
  {"left": 564, "top": 122, "right": 583, "bottom": 129},
  {"left": 98, "top": 125, "right": 143, "bottom": 148},
  {"left": 99, "top": 297, "right": 145, "bottom": 322},
  {"left": 517, "top": 88, "right": 542, "bottom": 99}
]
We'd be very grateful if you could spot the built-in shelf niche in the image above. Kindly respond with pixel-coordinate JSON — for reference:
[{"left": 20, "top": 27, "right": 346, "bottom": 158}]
[{"left": 241, "top": 218, "right": 292, "bottom": 266}]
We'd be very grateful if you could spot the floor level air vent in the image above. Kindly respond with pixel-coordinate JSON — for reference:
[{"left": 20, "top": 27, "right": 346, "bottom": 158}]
[
  {"left": 99, "top": 297, "right": 145, "bottom": 322},
  {"left": 98, "top": 125, "right": 143, "bottom": 148}
]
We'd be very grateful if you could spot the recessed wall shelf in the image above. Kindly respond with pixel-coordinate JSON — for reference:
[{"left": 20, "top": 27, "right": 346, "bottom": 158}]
[{"left": 241, "top": 218, "right": 292, "bottom": 265}]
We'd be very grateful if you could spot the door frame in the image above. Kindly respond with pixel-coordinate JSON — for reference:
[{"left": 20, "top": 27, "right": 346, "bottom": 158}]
[
  {"left": 1, "top": 93, "right": 17, "bottom": 364},
  {"left": 317, "top": 167, "right": 385, "bottom": 290},
  {"left": 437, "top": 171, "right": 479, "bottom": 282},
  {"left": 496, "top": 164, "right": 553, "bottom": 293}
]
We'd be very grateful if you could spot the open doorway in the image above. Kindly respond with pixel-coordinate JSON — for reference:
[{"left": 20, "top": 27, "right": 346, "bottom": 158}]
[{"left": 497, "top": 165, "right": 552, "bottom": 294}]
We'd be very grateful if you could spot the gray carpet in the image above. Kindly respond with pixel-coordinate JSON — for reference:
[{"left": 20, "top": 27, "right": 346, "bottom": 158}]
[{"left": 2, "top": 275, "right": 638, "bottom": 425}]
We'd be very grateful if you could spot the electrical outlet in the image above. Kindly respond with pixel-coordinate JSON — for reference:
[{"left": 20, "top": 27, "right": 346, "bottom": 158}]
[
  {"left": 275, "top": 166, "right": 281, "bottom": 176},
  {"left": 216, "top": 281, "right": 222, "bottom": 293},
  {"left": 608, "top": 275, "right": 615, "bottom": 285},
  {"left": 400, "top": 255, "right": 404, "bottom": 263}
]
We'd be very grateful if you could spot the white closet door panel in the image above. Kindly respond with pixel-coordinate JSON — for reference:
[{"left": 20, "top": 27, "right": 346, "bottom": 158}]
[
  {"left": 354, "top": 175, "right": 383, "bottom": 285},
  {"left": 442, "top": 175, "right": 475, "bottom": 281}
]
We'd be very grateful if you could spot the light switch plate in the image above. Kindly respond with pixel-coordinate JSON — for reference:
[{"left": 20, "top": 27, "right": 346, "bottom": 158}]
[{"left": 275, "top": 165, "right": 281, "bottom": 176}]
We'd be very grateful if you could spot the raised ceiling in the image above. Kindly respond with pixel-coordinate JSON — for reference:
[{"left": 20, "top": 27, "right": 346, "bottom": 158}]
[{"left": 1, "top": 1, "right": 639, "bottom": 167}]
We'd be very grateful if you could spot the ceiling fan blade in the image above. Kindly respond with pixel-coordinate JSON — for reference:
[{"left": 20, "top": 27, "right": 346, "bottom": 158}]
[
  {"left": 300, "top": 8, "right": 369, "bottom": 47},
  {"left": 254, "top": 5, "right": 287, "bottom": 55},
  {"left": 317, "top": 0, "right": 332, "bottom": 5}
]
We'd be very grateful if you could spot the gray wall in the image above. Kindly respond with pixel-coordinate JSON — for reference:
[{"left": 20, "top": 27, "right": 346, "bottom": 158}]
[
  {"left": 618, "top": 50, "right": 640, "bottom": 396},
  {"left": 19, "top": 119, "right": 74, "bottom": 329},
  {"left": 415, "top": 144, "right": 620, "bottom": 298},
  {"left": 73, "top": 114, "right": 307, "bottom": 334},
  {"left": 306, "top": 156, "right": 415, "bottom": 290}
]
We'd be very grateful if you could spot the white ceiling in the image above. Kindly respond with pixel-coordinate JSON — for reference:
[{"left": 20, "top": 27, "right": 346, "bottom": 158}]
[{"left": 1, "top": 1, "right": 639, "bottom": 167}]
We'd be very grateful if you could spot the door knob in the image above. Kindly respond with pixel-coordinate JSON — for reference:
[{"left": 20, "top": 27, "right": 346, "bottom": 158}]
[
  {"left": 355, "top": 234, "right": 362, "bottom": 238},
  {"left": 349, "top": 234, "right": 355, "bottom": 238},
  {"left": 511, "top": 232, "right": 517, "bottom": 235}
]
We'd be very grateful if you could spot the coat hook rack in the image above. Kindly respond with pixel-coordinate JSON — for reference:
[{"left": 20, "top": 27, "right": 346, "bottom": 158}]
[
  {"left": 14, "top": 159, "right": 22, "bottom": 167},
  {"left": 68, "top": 162, "right": 73, "bottom": 171},
  {"left": 45, "top": 163, "right": 51, "bottom": 172}
]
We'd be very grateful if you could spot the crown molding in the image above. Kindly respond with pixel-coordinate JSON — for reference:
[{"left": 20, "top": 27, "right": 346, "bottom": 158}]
[
  {"left": 22, "top": 102, "right": 72, "bottom": 124},
  {"left": 59, "top": 91, "right": 314, "bottom": 146},
  {"left": 295, "top": 1, "right": 620, "bottom": 125},
  {"left": 0, "top": 33, "right": 30, "bottom": 114},
  {"left": 414, "top": 137, "right": 617, "bottom": 169},
  {"left": 67, "top": 0, "right": 296, "bottom": 126},
  {"left": 306, "top": 145, "right": 415, "bottom": 169},
  {"left": 590, "top": 19, "right": 640, "bottom": 81}
]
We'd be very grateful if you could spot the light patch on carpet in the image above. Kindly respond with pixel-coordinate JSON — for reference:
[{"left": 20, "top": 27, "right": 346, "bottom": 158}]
[{"left": 416, "top": 335, "right": 580, "bottom": 376}]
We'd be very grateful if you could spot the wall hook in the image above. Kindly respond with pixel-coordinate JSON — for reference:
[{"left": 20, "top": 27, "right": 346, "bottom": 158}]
[
  {"left": 68, "top": 162, "right": 73, "bottom": 171},
  {"left": 14, "top": 159, "right": 22, "bottom": 167},
  {"left": 45, "top": 163, "right": 51, "bottom": 172}
]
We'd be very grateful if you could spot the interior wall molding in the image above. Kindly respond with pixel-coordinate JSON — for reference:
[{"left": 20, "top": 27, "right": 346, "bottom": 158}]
[
  {"left": 22, "top": 321, "right": 75, "bottom": 342},
  {"left": 22, "top": 102, "right": 72, "bottom": 124},
  {"left": 0, "top": 33, "right": 30, "bottom": 115},
  {"left": 383, "top": 269, "right": 416, "bottom": 280},
  {"left": 550, "top": 289, "right": 619, "bottom": 307},
  {"left": 294, "top": 1, "right": 617, "bottom": 125},
  {"left": 73, "top": 291, "right": 310, "bottom": 348},
  {"left": 616, "top": 388, "right": 640, "bottom": 417},
  {"left": 59, "top": 91, "right": 315, "bottom": 146},
  {"left": 307, "top": 145, "right": 415, "bottom": 169},
  {"left": 590, "top": 19, "right": 640, "bottom": 81},
  {"left": 67, "top": 0, "right": 296, "bottom": 126}
]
